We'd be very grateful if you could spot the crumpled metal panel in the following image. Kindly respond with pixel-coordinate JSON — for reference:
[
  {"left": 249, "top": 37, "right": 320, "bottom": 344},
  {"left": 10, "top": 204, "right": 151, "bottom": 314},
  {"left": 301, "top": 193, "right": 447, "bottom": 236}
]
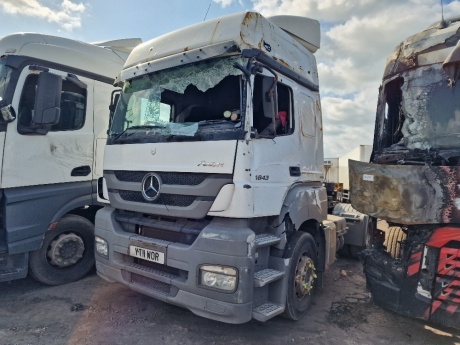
[
  {"left": 383, "top": 22, "right": 460, "bottom": 79},
  {"left": 349, "top": 160, "right": 460, "bottom": 224}
]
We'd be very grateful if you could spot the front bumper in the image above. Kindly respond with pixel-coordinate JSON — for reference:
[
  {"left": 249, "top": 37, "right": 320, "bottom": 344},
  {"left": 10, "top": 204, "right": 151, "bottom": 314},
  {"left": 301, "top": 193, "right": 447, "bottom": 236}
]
[
  {"left": 95, "top": 207, "right": 256, "bottom": 324},
  {"left": 363, "top": 249, "right": 460, "bottom": 330}
]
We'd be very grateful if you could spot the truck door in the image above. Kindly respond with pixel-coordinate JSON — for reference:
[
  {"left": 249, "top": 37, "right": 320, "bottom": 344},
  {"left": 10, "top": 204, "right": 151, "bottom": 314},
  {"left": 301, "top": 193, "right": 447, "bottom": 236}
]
[
  {"left": 251, "top": 74, "right": 300, "bottom": 216},
  {"left": 2, "top": 67, "right": 95, "bottom": 189}
]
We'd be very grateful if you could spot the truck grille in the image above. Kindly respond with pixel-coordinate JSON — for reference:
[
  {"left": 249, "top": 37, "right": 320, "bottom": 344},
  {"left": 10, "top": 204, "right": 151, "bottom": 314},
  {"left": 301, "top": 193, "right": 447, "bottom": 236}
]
[
  {"left": 115, "top": 171, "right": 208, "bottom": 185},
  {"left": 119, "top": 191, "right": 196, "bottom": 207},
  {"left": 106, "top": 170, "right": 232, "bottom": 218},
  {"left": 131, "top": 273, "right": 172, "bottom": 295}
]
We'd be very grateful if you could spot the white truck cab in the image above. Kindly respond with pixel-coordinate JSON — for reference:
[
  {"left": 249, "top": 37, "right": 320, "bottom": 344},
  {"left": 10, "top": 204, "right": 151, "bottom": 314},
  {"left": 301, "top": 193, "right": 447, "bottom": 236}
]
[
  {"left": 0, "top": 33, "right": 141, "bottom": 285},
  {"left": 95, "top": 12, "right": 350, "bottom": 323}
]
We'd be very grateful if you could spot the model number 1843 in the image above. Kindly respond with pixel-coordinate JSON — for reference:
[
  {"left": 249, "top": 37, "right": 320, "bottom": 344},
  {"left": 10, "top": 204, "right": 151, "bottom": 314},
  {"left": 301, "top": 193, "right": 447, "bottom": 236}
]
[{"left": 255, "top": 175, "right": 269, "bottom": 181}]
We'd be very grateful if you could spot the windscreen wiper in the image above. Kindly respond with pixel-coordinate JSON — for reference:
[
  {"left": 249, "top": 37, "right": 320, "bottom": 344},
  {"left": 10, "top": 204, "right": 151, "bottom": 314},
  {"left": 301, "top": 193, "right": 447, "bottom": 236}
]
[
  {"left": 111, "top": 125, "right": 166, "bottom": 141},
  {"left": 198, "top": 119, "right": 240, "bottom": 127}
]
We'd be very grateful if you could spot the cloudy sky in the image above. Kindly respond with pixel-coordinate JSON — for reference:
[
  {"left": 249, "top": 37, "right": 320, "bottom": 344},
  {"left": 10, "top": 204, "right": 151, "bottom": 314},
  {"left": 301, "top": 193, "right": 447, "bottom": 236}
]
[{"left": 1, "top": 0, "right": 459, "bottom": 157}]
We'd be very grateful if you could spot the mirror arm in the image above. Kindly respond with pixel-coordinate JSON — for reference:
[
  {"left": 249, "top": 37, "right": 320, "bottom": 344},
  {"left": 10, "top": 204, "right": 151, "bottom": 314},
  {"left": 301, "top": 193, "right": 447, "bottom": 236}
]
[
  {"left": 66, "top": 73, "right": 87, "bottom": 89},
  {"left": 0, "top": 104, "right": 16, "bottom": 123}
]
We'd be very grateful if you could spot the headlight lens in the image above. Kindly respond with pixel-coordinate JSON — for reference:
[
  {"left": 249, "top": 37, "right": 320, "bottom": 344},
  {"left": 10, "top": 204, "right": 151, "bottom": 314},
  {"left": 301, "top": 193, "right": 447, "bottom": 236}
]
[
  {"left": 95, "top": 236, "right": 108, "bottom": 258},
  {"left": 200, "top": 265, "right": 238, "bottom": 292}
]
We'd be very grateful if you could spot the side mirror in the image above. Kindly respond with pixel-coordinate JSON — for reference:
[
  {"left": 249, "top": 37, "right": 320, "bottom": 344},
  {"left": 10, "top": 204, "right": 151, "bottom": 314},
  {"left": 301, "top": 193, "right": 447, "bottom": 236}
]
[
  {"left": 262, "top": 76, "right": 278, "bottom": 120},
  {"left": 261, "top": 76, "right": 278, "bottom": 138},
  {"left": 250, "top": 126, "right": 259, "bottom": 139},
  {"left": 0, "top": 104, "right": 16, "bottom": 123},
  {"left": 109, "top": 91, "right": 120, "bottom": 114},
  {"left": 108, "top": 89, "right": 121, "bottom": 134},
  {"left": 33, "top": 72, "right": 62, "bottom": 125}
]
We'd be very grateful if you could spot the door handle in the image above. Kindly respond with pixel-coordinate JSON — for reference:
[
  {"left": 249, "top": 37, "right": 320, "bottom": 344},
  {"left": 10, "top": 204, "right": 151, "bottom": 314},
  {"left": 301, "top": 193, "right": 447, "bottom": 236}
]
[{"left": 71, "top": 165, "right": 91, "bottom": 176}]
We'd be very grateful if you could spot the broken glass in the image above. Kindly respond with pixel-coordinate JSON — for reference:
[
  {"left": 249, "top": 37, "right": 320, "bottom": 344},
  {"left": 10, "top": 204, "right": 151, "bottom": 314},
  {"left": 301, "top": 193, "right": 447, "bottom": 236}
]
[
  {"left": 110, "top": 55, "right": 246, "bottom": 143},
  {"left": 378, "top": 63, "right": 460, "bottom": 152}
]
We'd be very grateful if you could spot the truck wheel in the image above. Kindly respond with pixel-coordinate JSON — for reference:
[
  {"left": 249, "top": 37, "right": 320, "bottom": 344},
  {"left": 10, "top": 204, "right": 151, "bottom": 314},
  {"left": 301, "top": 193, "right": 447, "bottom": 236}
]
[
  {"left": 29, "top": 215, "right": 95, "bottom": 285},
  {"left": 332, "top": 202, "right": 356, "bottom": 215},
  {"left": 283, "top": 232, "right": 318, "bottom": 320},
  {"left": 384, "top": 226, "right": 406, "bottom": 259}
]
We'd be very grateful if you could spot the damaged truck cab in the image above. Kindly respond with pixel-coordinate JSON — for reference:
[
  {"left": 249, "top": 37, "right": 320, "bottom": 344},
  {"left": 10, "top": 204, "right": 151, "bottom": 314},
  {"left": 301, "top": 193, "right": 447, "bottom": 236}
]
[
  {"left": 95, "top": 12, "right": 352, "bottom": 323},
  {"left": 350, "top": 18, "right": 460, "bottom": 329}
]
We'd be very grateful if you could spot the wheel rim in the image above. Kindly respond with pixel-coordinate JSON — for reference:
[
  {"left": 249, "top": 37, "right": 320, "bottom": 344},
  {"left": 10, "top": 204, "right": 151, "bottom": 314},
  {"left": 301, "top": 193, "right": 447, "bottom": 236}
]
[
  {"left": 294, "top": 252, "right": 317, "bottom": 299},
  {"left": 47, "top": 233, "right": 85, "bottom": 267}
]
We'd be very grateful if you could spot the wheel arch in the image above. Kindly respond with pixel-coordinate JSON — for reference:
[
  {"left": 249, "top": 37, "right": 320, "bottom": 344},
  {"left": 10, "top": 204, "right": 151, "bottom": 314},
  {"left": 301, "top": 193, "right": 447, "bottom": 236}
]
[
  {"left": 279, "top": 183, "right": 327, "bottom": 272},
  {"left": 49, "top": 194, "right": 102, "bottom": 226}
]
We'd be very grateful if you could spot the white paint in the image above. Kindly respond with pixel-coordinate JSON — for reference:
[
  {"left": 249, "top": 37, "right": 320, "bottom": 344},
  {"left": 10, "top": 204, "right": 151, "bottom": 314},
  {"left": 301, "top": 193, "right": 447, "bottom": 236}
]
[
  {"left": 209, "top": 184, "right": 235, "bottom": 212},
  {"left": 363, "top": 174, "right": 374, "bottom": 182},
  {"left": 0, "top": 34, "right": 141, "bottom": 189},
  {"left": 455, "top": 198, "right": 460, "bottom": 210},
  {"left": 0, "top": 34, "right": 139, "bottom": 80},
  {"left": 104, "top": 140, "right": 236, "bottom": 174},
  {"left": 122, "top": 12, "right": 319, "bottom": 88}
]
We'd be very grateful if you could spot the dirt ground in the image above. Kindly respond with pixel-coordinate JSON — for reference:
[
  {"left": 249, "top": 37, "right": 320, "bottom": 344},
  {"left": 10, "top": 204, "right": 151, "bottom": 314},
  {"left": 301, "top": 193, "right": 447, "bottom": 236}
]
[{"left": 1, "top": 258, "right": 459, "bottom": 345}]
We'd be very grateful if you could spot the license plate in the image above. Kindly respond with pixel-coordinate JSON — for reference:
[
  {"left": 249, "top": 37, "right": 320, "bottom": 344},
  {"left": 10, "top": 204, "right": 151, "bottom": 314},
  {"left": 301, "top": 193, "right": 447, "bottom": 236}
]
[{"left": 129, "top": 245, "right": 165, "bottom": 264}]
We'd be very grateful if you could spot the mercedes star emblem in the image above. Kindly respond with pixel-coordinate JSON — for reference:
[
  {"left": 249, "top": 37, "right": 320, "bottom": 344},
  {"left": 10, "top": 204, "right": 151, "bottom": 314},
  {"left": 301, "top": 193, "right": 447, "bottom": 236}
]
[{"left": 141, "top": 173, "right": 161, "bottom": 201}]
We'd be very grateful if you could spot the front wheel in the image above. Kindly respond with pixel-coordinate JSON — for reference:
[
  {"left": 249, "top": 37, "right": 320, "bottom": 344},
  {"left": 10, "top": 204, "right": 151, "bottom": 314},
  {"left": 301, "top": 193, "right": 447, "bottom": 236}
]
[
  {"left": 283, "top": 232, "right": 318, "bottom": 320},
  {"left": 29, "top": 215, "right": 95, "bottom": 285}
]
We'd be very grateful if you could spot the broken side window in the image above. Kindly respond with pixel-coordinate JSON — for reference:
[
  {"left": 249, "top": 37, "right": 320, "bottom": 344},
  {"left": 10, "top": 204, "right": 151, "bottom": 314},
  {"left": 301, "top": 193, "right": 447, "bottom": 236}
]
[
  {"left": 376, "top": 64, "right": 460, "bottom": 153},
  {"left": 382, "top": 77, "right": 404, "bottom": 148},
  {"left": 253, "top": 74, "right": 293, "bottom": 137}
]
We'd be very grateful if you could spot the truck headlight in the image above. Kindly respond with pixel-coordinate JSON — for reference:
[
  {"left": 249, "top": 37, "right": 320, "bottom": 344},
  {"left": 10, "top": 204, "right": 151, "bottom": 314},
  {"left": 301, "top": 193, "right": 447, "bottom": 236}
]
[
  {"left": 199, "top": 265, "right": 238, "bottom": 292},
  {"left": 95, "top": 236, "right": 108, "bottom": 258}
]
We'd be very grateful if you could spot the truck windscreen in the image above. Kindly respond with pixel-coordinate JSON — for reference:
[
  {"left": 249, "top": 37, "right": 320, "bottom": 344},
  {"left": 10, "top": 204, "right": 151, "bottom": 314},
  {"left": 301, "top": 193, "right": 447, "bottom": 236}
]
[{"left": 108, "top": 56, "right": 247, "bottom": 144}]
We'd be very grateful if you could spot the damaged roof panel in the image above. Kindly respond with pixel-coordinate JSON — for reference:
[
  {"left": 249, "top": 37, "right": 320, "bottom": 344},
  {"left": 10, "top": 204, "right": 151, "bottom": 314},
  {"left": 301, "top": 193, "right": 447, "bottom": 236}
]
[
  {"left": 383, "top": 21, "right": 460, "bottom": 78},
  {"left": 121, "top": 12, "right": 318, "bottom": 86}
]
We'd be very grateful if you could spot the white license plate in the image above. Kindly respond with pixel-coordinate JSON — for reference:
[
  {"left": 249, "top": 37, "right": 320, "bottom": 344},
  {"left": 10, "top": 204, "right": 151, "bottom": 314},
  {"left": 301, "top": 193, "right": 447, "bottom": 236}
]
[{"left": 129, "top": 245, "right": 165, "bottom": 264}]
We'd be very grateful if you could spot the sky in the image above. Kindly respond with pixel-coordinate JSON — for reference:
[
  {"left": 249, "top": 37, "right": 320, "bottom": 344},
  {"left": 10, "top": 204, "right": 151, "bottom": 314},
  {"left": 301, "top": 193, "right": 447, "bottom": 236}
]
[{"left": 0, "top": 0, "right": 459, "bottom": 157}]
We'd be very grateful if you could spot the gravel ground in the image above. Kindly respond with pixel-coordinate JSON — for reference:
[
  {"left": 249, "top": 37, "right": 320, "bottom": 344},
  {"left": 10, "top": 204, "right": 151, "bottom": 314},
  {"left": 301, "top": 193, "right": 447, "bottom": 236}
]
[{"left": 0, "top": 258, "right": 459, "bottom": 345}]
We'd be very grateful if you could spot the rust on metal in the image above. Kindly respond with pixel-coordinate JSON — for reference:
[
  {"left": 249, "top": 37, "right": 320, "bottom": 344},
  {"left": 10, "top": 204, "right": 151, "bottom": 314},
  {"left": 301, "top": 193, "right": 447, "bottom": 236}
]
[
  {"left": 242, "top": 11, "right": 256, "bottom": 25},
  {"left": 278, "top": 58, "right": 290, "bottom": 68}
]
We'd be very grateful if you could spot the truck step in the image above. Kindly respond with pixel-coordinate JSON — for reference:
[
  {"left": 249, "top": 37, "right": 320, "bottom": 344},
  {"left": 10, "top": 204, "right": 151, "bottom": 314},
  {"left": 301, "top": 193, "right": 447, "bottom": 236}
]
[
  {"left": 252, "top": 302, "right": 284, "bottom": 322},
  {"left": 255, "top": 233, "right": 280, "bottom": 248},
  {"left": 254, "top": 268, "right": 285, "bottom": 287}
]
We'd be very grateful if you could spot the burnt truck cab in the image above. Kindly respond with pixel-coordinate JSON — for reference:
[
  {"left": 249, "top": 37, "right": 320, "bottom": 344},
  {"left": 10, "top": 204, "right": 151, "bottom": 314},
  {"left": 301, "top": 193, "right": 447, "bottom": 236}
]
[{"left": 349, "top": 18, "right": 460, "bottom": 329}]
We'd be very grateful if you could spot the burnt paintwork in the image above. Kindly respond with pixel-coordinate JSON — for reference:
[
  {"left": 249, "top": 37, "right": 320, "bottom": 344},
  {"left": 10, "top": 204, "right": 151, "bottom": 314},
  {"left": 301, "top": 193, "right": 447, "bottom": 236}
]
[
  {"left": 349, "top": 160, "right": 460, "bottom": 225},
  {"left": 362, "top": 227, "right": 460, "bottom": 330},
  {"left": 352, "top": 16, "right": 460, "bottom": 331}
]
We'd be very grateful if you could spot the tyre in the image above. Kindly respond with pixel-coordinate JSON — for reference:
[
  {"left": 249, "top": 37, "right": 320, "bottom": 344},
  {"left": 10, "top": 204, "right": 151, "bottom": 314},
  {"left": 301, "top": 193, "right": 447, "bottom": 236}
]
[
  {"left": 283, "top": 232, "right": 318, "bottom": 320},
  {"left": 384, "top": 226, "right": 407, "bottom": 259},
  {"left": 29, "top": 215, "right": 95, "bottom": 285},
  {"left": 332, "top": 202, "right": 357, "bottom": 216}
]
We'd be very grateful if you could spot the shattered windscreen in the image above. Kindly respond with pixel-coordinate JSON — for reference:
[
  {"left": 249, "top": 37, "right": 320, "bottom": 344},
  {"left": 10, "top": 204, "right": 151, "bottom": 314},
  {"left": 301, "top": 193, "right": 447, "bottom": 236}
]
[
  {"left": 109, "top": 56, "right": 247, "bottom": 144},
  {"left": 378, "top": 63, "right": 460, "bottom": 153}
]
